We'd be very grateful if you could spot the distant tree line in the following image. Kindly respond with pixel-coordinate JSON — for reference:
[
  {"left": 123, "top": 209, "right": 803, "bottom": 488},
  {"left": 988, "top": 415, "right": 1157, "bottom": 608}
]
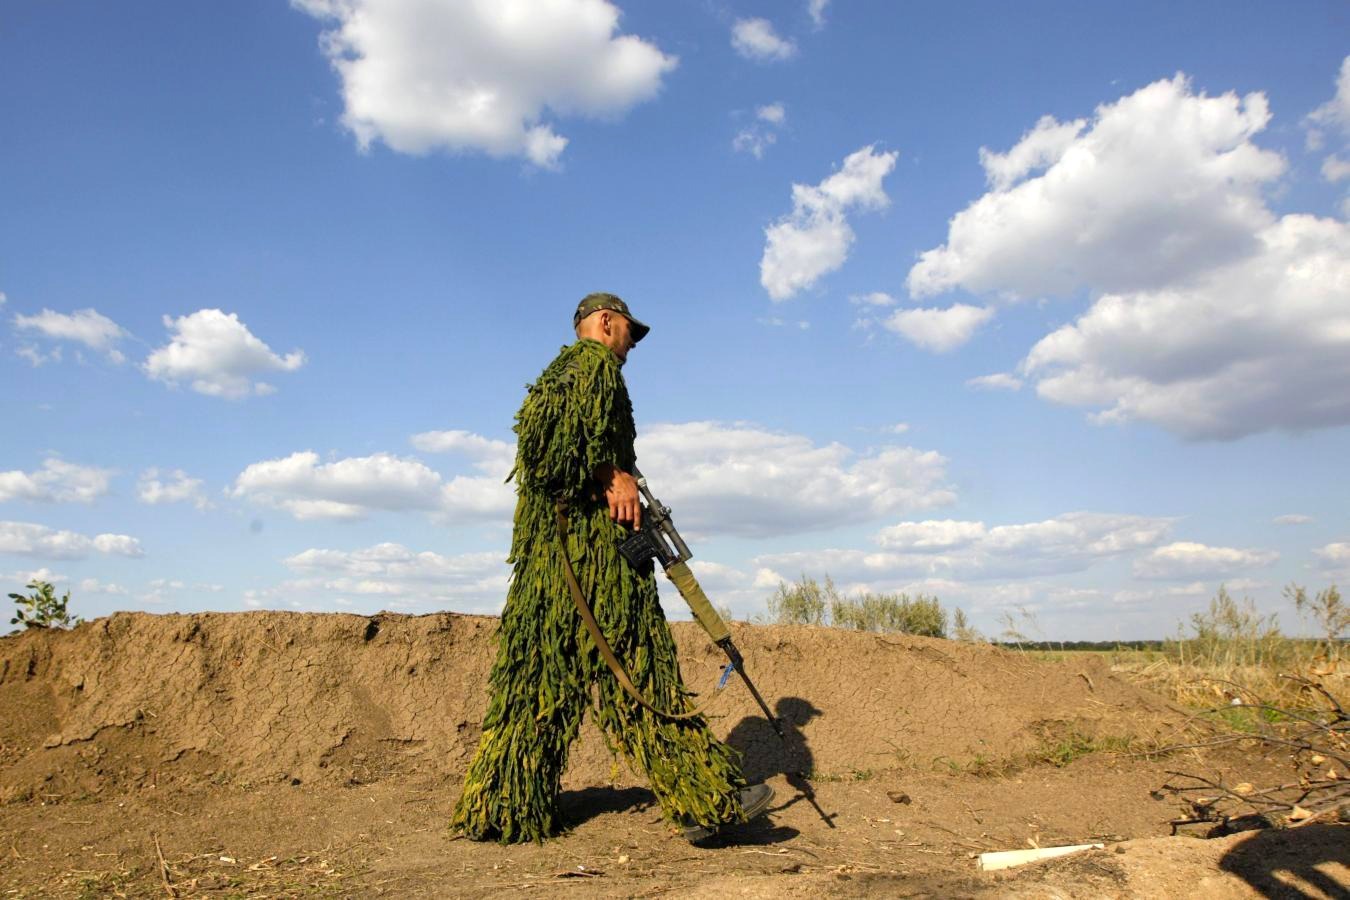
[{"left": 991, "top": 640, "right": 1171, "bottom": 651}]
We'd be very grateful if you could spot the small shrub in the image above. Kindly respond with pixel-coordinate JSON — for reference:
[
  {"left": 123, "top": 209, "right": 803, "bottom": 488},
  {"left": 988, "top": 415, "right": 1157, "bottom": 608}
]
[
  {"left": 951, "top": 607, "right": 983, "bottom": 642},
  {"left": 766, "top": 574, "right": 833, "bottom": 625},
  {"left": 1176, "top": 585, "right": 1286, "bottom": 670},
  {"left": 765, "top": 574, "right": 948, "bottom": 638},
  {"left": 8, "top": 580, "right": 82, "bottom": 629},
  {"left": 831, "top": 591, "right": 947, "bottom": 638},
  {"left": 1285, "top": 582, "right": 1346, "bottom": 664}
]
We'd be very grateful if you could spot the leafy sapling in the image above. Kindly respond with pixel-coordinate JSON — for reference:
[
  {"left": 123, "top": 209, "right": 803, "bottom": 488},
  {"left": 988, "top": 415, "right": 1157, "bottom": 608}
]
[{"left": 8, "top": 580, "right": 82, "bottom": 629}]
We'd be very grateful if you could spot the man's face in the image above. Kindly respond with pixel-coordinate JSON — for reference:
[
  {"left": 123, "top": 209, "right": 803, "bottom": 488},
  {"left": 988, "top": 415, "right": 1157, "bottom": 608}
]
[{"left": 603, "top": 311, "right": 635, "bottom": 362}]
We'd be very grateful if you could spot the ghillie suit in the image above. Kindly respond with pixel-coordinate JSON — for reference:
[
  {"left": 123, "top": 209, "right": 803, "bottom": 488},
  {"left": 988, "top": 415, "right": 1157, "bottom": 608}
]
[{"left": 451, "top": 338, "right": 745, "bottom": 843}]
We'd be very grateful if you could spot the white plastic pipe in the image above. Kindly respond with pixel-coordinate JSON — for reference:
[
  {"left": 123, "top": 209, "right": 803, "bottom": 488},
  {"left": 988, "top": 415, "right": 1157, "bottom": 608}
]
[{"left": 978, "top": 843, "right": 1105, "bottom": 871}]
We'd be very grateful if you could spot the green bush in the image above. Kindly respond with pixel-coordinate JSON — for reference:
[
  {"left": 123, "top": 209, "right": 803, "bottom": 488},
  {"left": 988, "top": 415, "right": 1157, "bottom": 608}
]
[
  {"left": 766, "top": 573, "right": 832, "bottom": 625},
  {"left": 8, "top": 580, "right": 82, "bottom": 630},
  {"left": 766, "top": 574, "right": 948, "bottom": 638},
  {"left": 1172, "top": 585, "right": 1286, "bottom": 669},
  {"left": 1285, "top": 582, "right": 1346, "bottom": 664},
  {"left": 831, "top": 591, "right": 947, "bottom": 637}
]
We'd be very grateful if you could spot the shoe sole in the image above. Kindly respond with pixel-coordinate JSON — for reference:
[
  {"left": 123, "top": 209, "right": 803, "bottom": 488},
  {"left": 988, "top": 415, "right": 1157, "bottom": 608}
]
[
  {"left": 740, "top": 784, "right": 775, "bottom": 820},
  {"left": 680, "top": 784, "right": 775, "bottom": 843}
]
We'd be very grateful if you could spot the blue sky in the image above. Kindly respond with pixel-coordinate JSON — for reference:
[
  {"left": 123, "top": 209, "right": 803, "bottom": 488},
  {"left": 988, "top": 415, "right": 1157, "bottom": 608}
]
[{"left": 3, "top": 0, "right": 1348, "bottom": 639}]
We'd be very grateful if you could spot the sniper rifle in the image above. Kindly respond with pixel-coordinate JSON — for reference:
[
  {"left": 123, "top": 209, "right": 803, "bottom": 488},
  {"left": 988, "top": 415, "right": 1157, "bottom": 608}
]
[{"left": 617, "top": 467, "right": 785, "bottom": 740}]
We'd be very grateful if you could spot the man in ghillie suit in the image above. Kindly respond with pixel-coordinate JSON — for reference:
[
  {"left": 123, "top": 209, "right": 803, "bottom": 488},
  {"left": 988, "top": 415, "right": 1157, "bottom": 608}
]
[{"left": 451, "top": 293, "right": 773, "bottom": 844}]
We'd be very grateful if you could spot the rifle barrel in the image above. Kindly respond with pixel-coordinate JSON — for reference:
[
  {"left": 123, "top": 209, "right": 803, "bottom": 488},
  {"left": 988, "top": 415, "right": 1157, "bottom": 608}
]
[{"left": 719, "top": 639, "right": 784, "bottom": 739}]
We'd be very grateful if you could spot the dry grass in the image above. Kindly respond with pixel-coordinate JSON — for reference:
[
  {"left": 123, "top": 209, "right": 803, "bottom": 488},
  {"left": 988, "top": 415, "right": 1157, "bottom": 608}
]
[
  {"left": 1113, "top": 654, "right": 1344, "bottom": 713},
  {"left": 1046, "top": 584, "right": 1346, "bottom": 715}
]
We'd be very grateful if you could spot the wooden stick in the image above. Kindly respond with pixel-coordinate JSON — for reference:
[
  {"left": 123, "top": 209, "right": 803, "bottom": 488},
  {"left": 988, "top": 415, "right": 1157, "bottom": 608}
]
[{"left": 152, "top": 833, "right": 177, "bottom": 899}]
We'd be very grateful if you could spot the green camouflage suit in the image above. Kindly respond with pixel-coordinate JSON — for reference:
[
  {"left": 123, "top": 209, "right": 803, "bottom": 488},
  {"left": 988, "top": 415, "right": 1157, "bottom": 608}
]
[{"left": 451, "top": 337, "right": 745, "bottom": 843}]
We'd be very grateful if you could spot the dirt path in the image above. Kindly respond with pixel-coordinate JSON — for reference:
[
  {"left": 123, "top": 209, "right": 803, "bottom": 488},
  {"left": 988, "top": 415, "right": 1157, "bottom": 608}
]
[{"left": 2, "top": 755, "right": 1344, "bottom": 897}]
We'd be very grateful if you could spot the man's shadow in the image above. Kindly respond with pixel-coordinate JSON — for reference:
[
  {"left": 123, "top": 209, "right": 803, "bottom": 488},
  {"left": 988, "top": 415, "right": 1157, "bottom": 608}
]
[
  {"left": 1217, "top": 824, "right": 1349, "bottom": 899},
  {"left": 558, "top": 785, "right": 654, "bottom": 828},
  {"left": 725, "top": 696, "right": 836, "bottom": 830},
  {"left": 555, "top": 697, "right": 826, "bottom": 842}
]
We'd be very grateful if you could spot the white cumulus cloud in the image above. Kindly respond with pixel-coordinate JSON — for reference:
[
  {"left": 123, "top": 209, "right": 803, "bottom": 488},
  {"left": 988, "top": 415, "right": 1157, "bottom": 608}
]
[
  {"left": 0, "top": 521, "right": 144, "bottom": 560},
  {"left": 808, "top": 0, "right": 830, "bottom": 29},
  {"left": 232, "top": 451, "right": 443, "bottom": 520},
  {"left": 232, "top": 435, "right": 516, "bottom": 524},
  {"left": 15, "top": 345, "right": 61, "bottom": 367},
  {"left": 78, "top": 577, "right": 129, "bottom": 596},
  {"left": 1272, "top": 514, "right": 1312, "bottom": 526},
  {"left": 1313, "top": 542, "right": 1350, "bottom": 571},
  {"left": 259, "top": 542, "right": 510, "bottom": 613},
  {"left": 411, "top": 429, "right": 517, "bottom": 520},
  {"left": 761, "top": 145, "right": 898, "bottom": 300},
  {"left": 93, "top": 534, "right": 144, "bottom": 557},
  {"left": 850, "top": 291, "right": 898, "bottom": 308},
  {"left": 1307, "top": 57, "right": 1350, "bottom": 215},
  {"left": 1132, "top": 541, "right": 1279, "bottom": 580},
  {"left": 757, "top": 512, "right": 1174, "bottom": 583},
  {"left": 977, "top": 115, "right": 1087, "bottom": 192},
  {"left": 3, "top": 567, "right": 66, "bottom": 590},
  {"left": 731, "top": 18, "right": 796, "bottom": 62},
  {"left": 1323, "top": 155, "right": 1350, "bottom": 182},
  {"left": 411, "top": 429, "right": 515, "bottom": 470},
  {"left": 293, "top": 0, "right": 676, "bottom": 169},
  {"left": 145, "top": 309, "right": 305, "bottom": 399},
  {"left": 875, "top": 519, "right": 988, "bottom": 551},
  {"left": 1306, "top": 56, "right": 1350, "bottom": 144},
  {"left": 239, "top": 422, "right": 951, "bottom": 535},
  {"left": 908, "top": 75, "right": 1284, "bottom": 300},
  {"left": 137, "top": 468, "right": 212, "bottom": 510},
  {"left": 0, "top": 458, "right": 113, "bottom": 504},
  {"left": 12, "top": 308, "right": 128, "bottom": 364},
  {"left": 1022, "top": 214, "right": 1350, "bottom": 439},
  {"left": 967, "top": 373, "right": 1023, "bottom": 391},
  {"left": 909, "top": 73, "right": 1350, "bottom": 440},
  {"left": 883, "top": 304, "right": 994, "bottom": 353},
  {"left": 635, "top": 421, "right": 954, "bottom": 538},
  {"left": 733, "top": 102, "right": 787, "bottom": 159}
]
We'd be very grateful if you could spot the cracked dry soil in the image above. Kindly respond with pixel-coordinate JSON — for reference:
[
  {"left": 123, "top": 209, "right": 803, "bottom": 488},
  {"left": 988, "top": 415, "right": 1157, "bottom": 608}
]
[{"left": 1, "top": 612, "right": 1346, "bottom": 898}]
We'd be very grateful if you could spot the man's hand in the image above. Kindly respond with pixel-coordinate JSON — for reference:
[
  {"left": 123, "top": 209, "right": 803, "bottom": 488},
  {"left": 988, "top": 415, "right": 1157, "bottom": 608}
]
[{"left": 594, "top": 464, "right": 642, "bottom": 529}]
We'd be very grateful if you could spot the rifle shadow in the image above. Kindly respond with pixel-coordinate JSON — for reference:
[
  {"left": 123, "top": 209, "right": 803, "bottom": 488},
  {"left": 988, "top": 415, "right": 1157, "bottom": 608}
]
[
  {"left": 1216, "top": 824, "right": 1349, "bottom": 899},
  {"left": 724, "top": 696, "right": 835, "bottom": 829}
]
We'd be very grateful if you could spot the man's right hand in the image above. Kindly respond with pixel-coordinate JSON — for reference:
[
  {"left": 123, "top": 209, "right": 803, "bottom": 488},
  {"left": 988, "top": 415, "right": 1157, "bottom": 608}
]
[{"left": 595, "top": 464, "right": 642, "bottom": 529}]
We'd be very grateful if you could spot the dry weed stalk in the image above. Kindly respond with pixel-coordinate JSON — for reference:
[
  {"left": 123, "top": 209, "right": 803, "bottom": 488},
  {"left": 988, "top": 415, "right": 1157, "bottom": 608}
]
[{"left": 1160, "top": 674, "right": 1349, "bottom": 832}]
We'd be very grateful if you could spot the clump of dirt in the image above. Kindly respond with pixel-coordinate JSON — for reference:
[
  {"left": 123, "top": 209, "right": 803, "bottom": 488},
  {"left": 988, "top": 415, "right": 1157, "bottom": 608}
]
[{"left": 0, "top": 612, "right": 1183, "bottom": 804}]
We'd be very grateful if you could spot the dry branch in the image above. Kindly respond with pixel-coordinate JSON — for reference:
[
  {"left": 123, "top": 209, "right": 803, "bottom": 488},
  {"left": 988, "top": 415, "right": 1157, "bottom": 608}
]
[
  {"left": 152, "top": 833, "right": 177, "bottom": 899},
  {"left": 1157, "top": 673, "right": 1348, "bottom": 832}
]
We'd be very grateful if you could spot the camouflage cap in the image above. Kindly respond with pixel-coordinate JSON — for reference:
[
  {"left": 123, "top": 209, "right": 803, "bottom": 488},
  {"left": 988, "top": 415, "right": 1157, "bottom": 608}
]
[{"left": 573, "top": 292, "right": 650, "bottom": 344}]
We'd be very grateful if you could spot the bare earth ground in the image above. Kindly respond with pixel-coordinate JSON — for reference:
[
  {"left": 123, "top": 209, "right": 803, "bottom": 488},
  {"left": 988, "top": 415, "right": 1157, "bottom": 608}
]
[{"left": 1, "top": 612, "right": 1345, "bottom": 898}]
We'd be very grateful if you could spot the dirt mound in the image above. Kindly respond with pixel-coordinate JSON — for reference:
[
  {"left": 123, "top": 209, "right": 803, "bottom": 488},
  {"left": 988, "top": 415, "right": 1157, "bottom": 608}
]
[
  {"left": 0, "top": 612, "right": 1183, "bottom": 804},
  {"left": 4, "top": 616, "right": 1340, "bottom": 897}
]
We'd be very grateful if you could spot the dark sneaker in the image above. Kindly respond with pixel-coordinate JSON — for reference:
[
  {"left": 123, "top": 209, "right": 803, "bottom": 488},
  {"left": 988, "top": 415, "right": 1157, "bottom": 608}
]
[
  {"left": 679, "top": 782, "right": 776, "bottom": 843},
  {"left": 739, "top": 782, "right": 775, "bottom": 820}
]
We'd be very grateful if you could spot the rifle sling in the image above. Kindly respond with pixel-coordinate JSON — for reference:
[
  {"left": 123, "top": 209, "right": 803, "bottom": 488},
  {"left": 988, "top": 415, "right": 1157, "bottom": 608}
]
[{"left": 554, "top": 502, "right": 713, "bottom": 721}]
